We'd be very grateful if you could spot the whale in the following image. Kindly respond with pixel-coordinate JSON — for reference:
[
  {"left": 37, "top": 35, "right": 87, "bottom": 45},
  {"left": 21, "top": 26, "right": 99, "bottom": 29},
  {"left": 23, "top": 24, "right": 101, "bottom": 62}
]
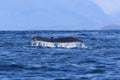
[{"left": 31, "top": 36, "right": 86, "bottom": 48}]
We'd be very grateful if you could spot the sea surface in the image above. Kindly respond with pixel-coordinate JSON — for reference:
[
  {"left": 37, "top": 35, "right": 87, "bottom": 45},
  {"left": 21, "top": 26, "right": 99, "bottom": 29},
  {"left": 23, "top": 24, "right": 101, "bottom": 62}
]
[{"left": 0, "top": 30, "right": 120, "bottom": 80}]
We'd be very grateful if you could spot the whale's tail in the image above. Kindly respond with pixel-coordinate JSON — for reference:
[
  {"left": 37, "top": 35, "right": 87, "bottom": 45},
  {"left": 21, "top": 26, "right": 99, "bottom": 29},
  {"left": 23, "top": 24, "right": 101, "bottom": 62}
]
[{"left": 31, "top": 36, "right": 89, "bottom": 48}]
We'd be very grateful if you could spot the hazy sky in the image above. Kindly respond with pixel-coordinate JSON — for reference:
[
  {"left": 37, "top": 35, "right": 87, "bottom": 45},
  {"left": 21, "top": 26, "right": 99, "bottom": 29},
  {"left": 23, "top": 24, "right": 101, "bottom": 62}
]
[
  {"left": 91, "top": 0, "right": 120, "bottom": 14},
  {"left": 0, "top": 0, "right": 120, "bottom": 30}
]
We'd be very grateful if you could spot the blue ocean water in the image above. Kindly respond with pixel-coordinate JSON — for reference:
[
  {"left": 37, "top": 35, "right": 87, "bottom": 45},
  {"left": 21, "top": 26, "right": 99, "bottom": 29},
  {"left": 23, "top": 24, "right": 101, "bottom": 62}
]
[{"left": 0, "top": 30, "right": 120, "bottom": 80}]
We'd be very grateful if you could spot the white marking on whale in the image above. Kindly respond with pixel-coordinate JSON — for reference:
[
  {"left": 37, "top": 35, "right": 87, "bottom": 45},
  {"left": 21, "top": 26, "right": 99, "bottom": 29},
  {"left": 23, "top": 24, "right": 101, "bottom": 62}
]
[{"left": 31, "top": 36, "right": 88, "bottom": 48}]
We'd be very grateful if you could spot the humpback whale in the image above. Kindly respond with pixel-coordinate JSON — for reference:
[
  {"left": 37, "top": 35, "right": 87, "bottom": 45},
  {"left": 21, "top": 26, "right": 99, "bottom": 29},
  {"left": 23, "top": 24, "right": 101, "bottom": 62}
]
[{"left": 31, "top": 36, "right": 86, "bottom": 48}]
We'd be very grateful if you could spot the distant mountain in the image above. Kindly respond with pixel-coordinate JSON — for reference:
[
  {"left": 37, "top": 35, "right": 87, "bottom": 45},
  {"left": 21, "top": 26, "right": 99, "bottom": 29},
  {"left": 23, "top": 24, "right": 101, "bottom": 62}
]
[{"left": 102, "top": 24, "right": 120, "bottom": 30}]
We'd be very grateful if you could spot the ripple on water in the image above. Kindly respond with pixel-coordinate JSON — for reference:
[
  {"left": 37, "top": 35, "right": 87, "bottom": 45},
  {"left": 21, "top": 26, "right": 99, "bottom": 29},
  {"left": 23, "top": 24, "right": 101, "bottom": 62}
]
[
  {"left": 54, "top": 78, "right": 72, "bottom": 80},
  {"left": 0, "top": 31, "right": 120, "bottom": 80}
]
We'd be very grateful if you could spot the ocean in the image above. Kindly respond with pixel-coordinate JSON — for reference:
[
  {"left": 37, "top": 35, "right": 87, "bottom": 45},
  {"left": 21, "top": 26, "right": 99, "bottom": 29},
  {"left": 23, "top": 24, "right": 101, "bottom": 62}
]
[{"left": 0, "top": 30, "right": 120, "bottom": 80}]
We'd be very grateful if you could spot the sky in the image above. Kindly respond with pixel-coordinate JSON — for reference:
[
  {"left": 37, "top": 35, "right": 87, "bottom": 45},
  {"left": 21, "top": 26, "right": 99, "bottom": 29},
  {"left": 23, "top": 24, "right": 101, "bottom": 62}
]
[
  {"left": 0, "top": 0, "right": 120, "bottom": 30},
  {"left": 91, "top": 0, "right": 120, "bottom": 14}
]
